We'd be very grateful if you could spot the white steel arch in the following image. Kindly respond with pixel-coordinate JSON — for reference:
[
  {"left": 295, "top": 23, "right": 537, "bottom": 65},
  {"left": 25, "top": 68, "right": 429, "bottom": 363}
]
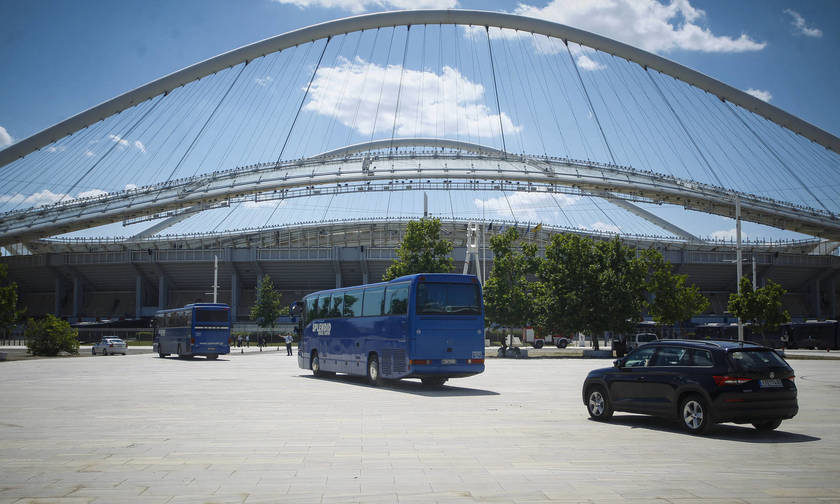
[
  {"left": 1, "top": 148, "right": 838, "bottom": 245},
  {"left": 1, "top": 8, "right": 838, "bottom": 168}
]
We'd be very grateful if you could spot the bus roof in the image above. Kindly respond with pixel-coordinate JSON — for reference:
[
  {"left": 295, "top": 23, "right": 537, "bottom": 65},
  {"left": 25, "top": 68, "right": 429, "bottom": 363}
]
[
  {"left": 155, "top": 303, "right": 230, "bottom": 314},
  {"left": 304, "top": 273, "right": 480, "bottom": 299}
]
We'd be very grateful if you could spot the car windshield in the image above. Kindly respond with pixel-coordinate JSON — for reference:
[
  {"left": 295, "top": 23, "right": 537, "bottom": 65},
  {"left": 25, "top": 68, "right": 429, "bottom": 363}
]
[
  {"left": 729, "top": 349, "right": 789, "bottom": 373},
  {"left": 415, "top": 282, "right": 481, "bottom": 315},
  {"left": 637, "top": 333, "right": 657, "bottom": 342}
]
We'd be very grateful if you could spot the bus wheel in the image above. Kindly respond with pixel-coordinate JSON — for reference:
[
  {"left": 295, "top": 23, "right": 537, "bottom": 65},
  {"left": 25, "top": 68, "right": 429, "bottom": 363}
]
[
  {"left": 367, "top": 355, "right": 382, "bottom": 387},
  {"left": 311, "top": 351, "right": 323, "bottom": 377},
  {"left": 207, "top": 354, "right": 218, "bottom": 360},
  {"left": 421, "top": 377, "right": 447, "bottom": 388},
  {"left": 158, "top": 352, "right": 166, "bottom": 358}
]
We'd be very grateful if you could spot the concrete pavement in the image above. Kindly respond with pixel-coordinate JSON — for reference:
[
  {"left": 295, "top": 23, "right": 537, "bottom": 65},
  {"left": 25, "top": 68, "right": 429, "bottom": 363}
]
[{"left": 1, "top": 350, "right": 839, "bottom": 503}]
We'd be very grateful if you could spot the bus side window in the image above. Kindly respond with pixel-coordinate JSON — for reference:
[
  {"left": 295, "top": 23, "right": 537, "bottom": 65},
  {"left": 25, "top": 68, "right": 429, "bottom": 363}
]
[
  {"left": 344, "top": 290, "right": 363, "bottom": 318},
  {"left": 330, "top": 294, "right": 344, "bottom": 318},
  {"left": 385, "top": 284, "right": 409, "bottom": 315},
  {"left": 318, "top": 295, "right": 331, "bottom": 319},
  {"left": 362, "top": 288, "right": 385, "bottom": 317},
  {"left": 305, "top": 297, "right": 317, "bottom": 324}
]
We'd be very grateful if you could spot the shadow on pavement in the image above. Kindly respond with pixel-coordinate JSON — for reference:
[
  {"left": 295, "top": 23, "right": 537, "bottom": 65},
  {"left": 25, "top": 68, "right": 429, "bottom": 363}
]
[
  {"left": 298, "top": 374, "right": 499, "bottom": 396},
  {"left": 598, "top": 414, "right": 819, "bottom": 443}
]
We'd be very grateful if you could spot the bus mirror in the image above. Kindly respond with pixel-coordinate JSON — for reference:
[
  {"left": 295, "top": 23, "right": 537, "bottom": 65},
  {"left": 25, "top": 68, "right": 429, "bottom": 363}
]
[{"left": 290, "top": 301, "right": 303, "bottom": 315}]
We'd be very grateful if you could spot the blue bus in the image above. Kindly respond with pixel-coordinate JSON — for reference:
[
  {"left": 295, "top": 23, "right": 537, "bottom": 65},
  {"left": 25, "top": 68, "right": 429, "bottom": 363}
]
[
  {"left": 297, "top": 273, "right": 485, "bottom": 387},
  {"left": 154, "top": 303, "right": 231, "bottom": 359}
]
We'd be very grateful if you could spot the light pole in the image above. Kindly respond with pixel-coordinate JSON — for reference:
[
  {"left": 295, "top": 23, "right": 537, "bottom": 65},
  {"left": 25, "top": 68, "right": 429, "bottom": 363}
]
[{"left": 736, "top": 197, "right": 743, "bottom": 342}]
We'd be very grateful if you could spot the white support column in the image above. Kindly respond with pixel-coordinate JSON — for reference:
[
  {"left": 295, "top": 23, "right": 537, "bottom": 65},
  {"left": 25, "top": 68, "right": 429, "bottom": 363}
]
[{"left": 736, "top": 196, "right": 743, "bottom": 342}]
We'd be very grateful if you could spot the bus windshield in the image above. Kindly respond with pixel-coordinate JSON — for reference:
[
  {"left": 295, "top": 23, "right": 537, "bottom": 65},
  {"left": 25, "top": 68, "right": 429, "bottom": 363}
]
[
  {"left": 194, "top": 309, "right": 229, "bottom": 324},
  {"left": 415, "top": 282, "right": 481, "bottom": 315}
]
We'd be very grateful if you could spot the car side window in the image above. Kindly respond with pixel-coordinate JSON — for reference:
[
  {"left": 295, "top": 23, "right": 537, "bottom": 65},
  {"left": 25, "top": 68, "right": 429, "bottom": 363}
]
[
  {"left": 624, "top": 346, "right": 656, "bottom": 368},
  {"left": 652, "top": 347, "right": 686, "bottom": 367},
  {"left": 689, "top": 349, "right": 714, "bottom": 366}
]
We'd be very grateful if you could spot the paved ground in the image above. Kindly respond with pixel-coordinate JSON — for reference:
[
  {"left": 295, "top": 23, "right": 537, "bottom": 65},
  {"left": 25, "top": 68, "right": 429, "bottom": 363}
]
[{"left": 1, "top": 350, "right": 839, "bottom": 503}]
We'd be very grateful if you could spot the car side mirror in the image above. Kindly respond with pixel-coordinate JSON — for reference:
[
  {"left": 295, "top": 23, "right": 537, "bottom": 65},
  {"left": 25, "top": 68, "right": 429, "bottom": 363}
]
[{"left": 613, "top": 359, "right": 622, "bottom": 369}]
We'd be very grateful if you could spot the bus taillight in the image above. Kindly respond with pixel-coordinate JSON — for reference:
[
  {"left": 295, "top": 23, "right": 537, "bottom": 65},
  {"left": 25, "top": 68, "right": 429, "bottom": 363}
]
[{"left": 468, "top": 359, "right": 484, "bottom": 365}]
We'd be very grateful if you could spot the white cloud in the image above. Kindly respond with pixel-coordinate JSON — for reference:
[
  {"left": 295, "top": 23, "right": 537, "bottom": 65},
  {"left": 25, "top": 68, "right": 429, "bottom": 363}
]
[
  {"left": 784, "top": 9, "right": 822, "bottom": 38},
  {"left": 108, "top": 134, "right": 146, "bottom": 153},
  {"left": 576, "top": 54, "right": 606, "bottom": 71},
  {"left": 0, "top": 189, "right": 65, "bottom": 207},
  {"left": 475, "top": 192, "right": 578, "bottom": 221},
  {"left": 745, "top": 88, "right": 772, "bottom": 103},
  {"left": 710, "top": 228, "right": 748, "bottom": 241},
  {"left": 271, "top": 0, "right": 456, "bottom": 14},
  {"left": 305, "top": 57, "right": 520, "bottom": 138},
  {"left": 77, "top": 189, "right": 108, "bottom": 199},
  {"left": 255, "top": 76, "right": 273, "bottom": 87},
  {"left": 513, "top": 0, "right": 766, "bottom": 54},
  {"left": 0, "top": 126, "right": 13, "bottom": 148},
  {"left": 588, "top": 221, "right": 620, "bottom": 233}
]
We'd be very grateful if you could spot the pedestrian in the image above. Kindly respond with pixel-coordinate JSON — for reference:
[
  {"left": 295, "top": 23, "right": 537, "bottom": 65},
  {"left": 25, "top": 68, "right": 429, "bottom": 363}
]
[
  {"left": 237, "top": 334, "right": 243, "bottom": 348},
  {"left": 285, "top": 333, "right": 293, "bottom": 356},
  {"left": 246, "top": 334, "right": 250, "bottom": 348}
]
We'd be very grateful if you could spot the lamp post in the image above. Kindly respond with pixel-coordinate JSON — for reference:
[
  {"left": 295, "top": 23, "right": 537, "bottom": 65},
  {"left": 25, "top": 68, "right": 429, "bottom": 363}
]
[{"left": 736, "top": 197, "right": 743, "bottom": 342}]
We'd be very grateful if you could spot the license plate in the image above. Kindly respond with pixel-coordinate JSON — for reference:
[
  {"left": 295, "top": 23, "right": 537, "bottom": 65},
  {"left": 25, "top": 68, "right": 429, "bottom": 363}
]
[
  {"left": 759, "top": 379, "right": 782, "bottom": 388},
  {"left": 441, "top": 359, "right": 456, "bottom": 365}
]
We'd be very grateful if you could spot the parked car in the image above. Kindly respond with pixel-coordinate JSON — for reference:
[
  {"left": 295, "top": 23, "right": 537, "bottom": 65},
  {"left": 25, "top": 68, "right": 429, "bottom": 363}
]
[
  {"left": 626, "top": 332, "right": 658, "bottom": 351},
  {"left": 582, "top": 340, "right": 798, "bottom": 434},
  {"left": 92, "top": 337, "right": 127, "bottom": 355}
]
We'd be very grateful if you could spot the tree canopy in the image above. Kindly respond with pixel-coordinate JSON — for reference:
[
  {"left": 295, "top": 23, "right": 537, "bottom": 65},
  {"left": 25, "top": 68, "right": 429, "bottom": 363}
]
[
  {"left": 482, "top": 227, "right": 540, "bottom": 329},
  {"left": 383, "top": 218, "right": 454, "bottom": 281},
  {"left": 644, "top": 249, "right": 710, "bottom": 333},
  {"left": 250, "top": 275, "right": 284, "bottom": 330},
  {"left": 728, "top": 277, "right": 790, "bottom": 335},
  {"left": 0, "top": 264, "right": 25, "bottom": 338}
]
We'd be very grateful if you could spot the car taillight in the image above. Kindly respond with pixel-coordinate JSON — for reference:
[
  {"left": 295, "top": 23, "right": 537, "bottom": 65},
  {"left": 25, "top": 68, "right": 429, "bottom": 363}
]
[
  {"left": 713, "top": 376, "right": 752, "bottom": 386},
  {"left": 785, "top": 374, "right": 795, "bottom": 382},
  {"left": 191, "top": 338, "right": 196, "bottom": 344},
  {"left": 411, "top": 359, "right": 431, "bottom": 365},
  {"left": 109, "top": 343, "right": 113, "bottom": 347},
  {"left": 467, "top": 359, "right": 484, "bottom": 364}
]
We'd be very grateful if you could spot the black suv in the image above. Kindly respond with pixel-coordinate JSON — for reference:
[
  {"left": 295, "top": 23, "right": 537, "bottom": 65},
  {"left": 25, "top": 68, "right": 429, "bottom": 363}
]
[{"left": 582, "top": 340, "right": 798, "bottom": 434}]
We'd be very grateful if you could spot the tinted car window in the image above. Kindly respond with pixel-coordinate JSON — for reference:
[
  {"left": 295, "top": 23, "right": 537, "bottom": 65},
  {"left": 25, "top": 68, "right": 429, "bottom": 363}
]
[
  {"left": 195, "top": 309, "right": 226, "bottom": 323},
  {"left": 624, "top": 346, "right": 656, "bottom": 368},
  {"left": 362, "top": 288, "right": 385, "bottom": 317},
  {"left": 318, "top": 295, "right": 331, "bottom": 319},
  {"left": 305, "top": 297, "right": 317, "bottom": 323},
  {"left": 729, "top": 349, "right": 789, "bottom": 372},
  {"left": 651, "top": 346, "right": 686, "bottom": 367},
  {"left": 688, "top": 349, "right": 714, "bottom": 366}
]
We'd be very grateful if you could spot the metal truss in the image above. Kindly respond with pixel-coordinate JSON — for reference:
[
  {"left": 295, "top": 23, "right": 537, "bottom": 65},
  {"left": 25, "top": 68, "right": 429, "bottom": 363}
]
[{"left": 1, "top": 147, "right": 838, "bottom": 245}]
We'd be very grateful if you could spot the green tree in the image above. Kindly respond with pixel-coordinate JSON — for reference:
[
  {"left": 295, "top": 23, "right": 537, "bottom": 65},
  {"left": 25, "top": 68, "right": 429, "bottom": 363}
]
[
  {"left": 25, "top": 314, "right": 79, "bottom": 356},
  {"left": 250, "top": 275, "right": 284, "bottom": 337},
  {"left": 538, "top": 235, "right": 647, "bottom": 349},
  {"left": 383, "top": 218, "right": 454, "bottom": 281},
  {"left": 483, "top": 227, "right": 541, "bottom": 329},
  {"left": 728, "top": 277, "right": 790, "bottom": 337},
  {"left": 644, "top": 249, "right": 709, "bottom": 336},
  {"left": 0, "top": 264, "right": 26, "bottom": 341}
]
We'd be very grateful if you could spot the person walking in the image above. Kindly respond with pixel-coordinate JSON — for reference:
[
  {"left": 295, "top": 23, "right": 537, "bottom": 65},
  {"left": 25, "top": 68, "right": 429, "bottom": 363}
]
[
  {"left": 285, "top": 333, "right": 293, "bottom": 356},
  {"left": 237, "top": 334, "right": 243, "bottom": 348},
  {"left": 246, "top": 334, "right": 250, "bottom": 348}
]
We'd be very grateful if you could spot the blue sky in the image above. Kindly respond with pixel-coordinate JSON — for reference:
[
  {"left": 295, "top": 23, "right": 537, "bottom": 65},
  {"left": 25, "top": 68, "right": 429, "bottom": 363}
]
[{"left": 0, "top": 0, "right": 838, "bottom": 242}]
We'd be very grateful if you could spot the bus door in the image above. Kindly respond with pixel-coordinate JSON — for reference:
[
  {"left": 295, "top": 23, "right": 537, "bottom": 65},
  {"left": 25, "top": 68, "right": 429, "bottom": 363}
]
[
  {"left": 381, "top": 283, "right": 410, "bottom": 377},
  {"left": 413, "top": 281, "right": 483, "bottom": 359}
]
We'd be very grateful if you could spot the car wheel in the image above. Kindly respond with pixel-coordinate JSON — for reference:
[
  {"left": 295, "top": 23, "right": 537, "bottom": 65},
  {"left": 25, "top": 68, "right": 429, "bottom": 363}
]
[
  {"left": 367, "top": 355, "right": 382, "bottom": 387},
  {"left": 680, "top": 394, "right": 710, "bottom": 434},
  {"left": 557, "top": 339, "right": 568, "bottom": 349},
  {"left": 752, "top": 419, "right": 782, "bottom": 431},
  {"left": 102, "top": 349, "right": 108, "bottom": 356},
  {"left": 497, "top": 347, "right": 506, "bottom": 358},
  {"left": 587, "top": 386, "right": 613, "bottom": 421},
  {"left": 421, "top": 377, "right": 447, "bottom": 388},
  {"left": 533, "top": 339, "right": 544, "bottom": 349},
  {"left": 513, "top": 347, "right": 522, "bottom": 358},
  {"left": 311, "top": 351, "right": 323, "bottom": 377},
  {"left": 91, "top": 348, "right": 96, "bottom": 355}
]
